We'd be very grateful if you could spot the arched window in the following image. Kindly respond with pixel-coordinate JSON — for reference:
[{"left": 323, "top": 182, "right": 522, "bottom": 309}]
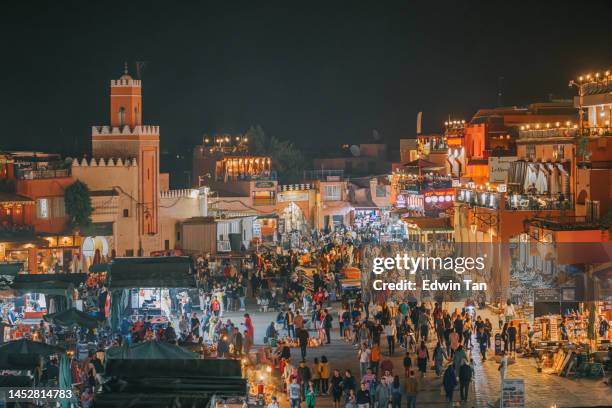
[{"left": 118, "top": 107, "right": 126, "bottom": 126}]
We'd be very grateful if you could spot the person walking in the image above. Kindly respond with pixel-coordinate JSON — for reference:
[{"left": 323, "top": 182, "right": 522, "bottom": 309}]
[
  {"left": 443, "top": 364, "right": 457, "bottom": 407},
  {"left": 356, "top": 382, "right": 371, "bottom": 408},
  {"left": 320, "top": 355, "right": 330, "bottom": 395},
  {"left": 384, "top": 321, "right": 396, "bottom": 355},
  {"left": 374, "top": 378, "right": 391, "bottom": 408},
  {"left": 400, "top": 351, "right": 411, "bottom": 379},
  {"left": 459, "top": 358, "right": 472, "bottom": 403},
  {"left": 370, "top": 342, "right": 381, "bottom": 376},
  {"left": 323, "top": 309, "right": 333, "bottom": 344},
  {"left": 416, "top": 341, "right": 429, "bottom": 378},
  {"left": 288, "top": 377, "right": 301, "bottom": 408},
  {"left": 390, "top": 375, "right": 402, "bottom": 408},
  {"left": 358, "top": 343, "right": 371, "bottom": 378},
  {"left": 312, "top": 358, "right": 321, "bottom": 393},
  {"left": 330, "top": 369, "right": 343, "bottom": 408},
  {"left": 343, "top": 370, "right": 357, "bottom": 404},
  {"left": 433, "top": 341, "right": 448, "bottom": 377},
  {"left": 297, "top": 327, "right": 309, "bottom": 360},
  {"left": 305, "top": 381, "right": 316, "bottom": 408},
  {"left": 404, "top": 371, "right": 418, "bottom": 408}
]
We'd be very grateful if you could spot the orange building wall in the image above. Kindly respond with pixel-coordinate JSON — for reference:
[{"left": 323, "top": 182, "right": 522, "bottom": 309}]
[
  {"left": 110, "top": 84, "right": 142, "bottom": 127},
  {"left": 16, "top": 177, "right": 74, "bottom": 233}
]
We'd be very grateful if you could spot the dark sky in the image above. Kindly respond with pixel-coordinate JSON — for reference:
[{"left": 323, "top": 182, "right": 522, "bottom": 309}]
[{"left": 1, "top": 1, "right": 611, "bottom": 162}]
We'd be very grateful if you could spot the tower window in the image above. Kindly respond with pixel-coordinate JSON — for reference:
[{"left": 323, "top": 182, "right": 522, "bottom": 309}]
[
  {"left": 123, "top": 209, "right": 129, "bottom": 217},
  {"left": 118, "top": 107, "right": 126, "bottom": 126}
]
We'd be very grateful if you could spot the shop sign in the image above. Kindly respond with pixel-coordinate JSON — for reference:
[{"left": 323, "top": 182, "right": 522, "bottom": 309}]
[
  {"left": 254, "top": 181, "right": 274, "bottom": 189},
  {"left": 252, "top": 221, "right": 262, "bottom": 239},
  {"left": 278, "top": 191, "right": 309, "bottom": 202},
  {"left": 534, "top": 288, "right": 560, "bottom": 302},
  {"left": 501, "top": 379, "right": 525, "bottom": 408},
  {"left": 278, "top": 218, "right": 285, "bottom": 234},
  {"left": 396, "top": 194, "right": 406, "bottom": 208},
  {"left": 489, "top": 156, "right": 517, "bottom": 183}
]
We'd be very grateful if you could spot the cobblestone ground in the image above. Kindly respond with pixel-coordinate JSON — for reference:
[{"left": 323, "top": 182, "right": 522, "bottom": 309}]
[{"left": 223, "top": 302, "right": 610, "bottom": 408}]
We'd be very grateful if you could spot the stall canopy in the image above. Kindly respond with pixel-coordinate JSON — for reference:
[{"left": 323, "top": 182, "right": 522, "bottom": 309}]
[
  {"left": 11, "top": 273, "right": 87, "bottom": 295},
  {"left": 105, "top": 341, "right": 200, "bottom": 360},
  {"left": 0, "top": 339, "right": 65, "bottom": 370},
  {"left": 107, "top": 256, "right": 195, "bottom": 289},
  {"left": 97, "top": 346, "right": 245, "bottom": 408},
  {"left": 43, "top": 308, "right": 100, "bottom": 329}
]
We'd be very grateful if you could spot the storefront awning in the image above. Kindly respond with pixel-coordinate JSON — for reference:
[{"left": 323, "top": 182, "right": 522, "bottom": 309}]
[
  {"left": 108, "top": 256, "right": 195, "bottom": 289},
  {"left": 0, "top": 192, "right": 34, "bottom": 205}
]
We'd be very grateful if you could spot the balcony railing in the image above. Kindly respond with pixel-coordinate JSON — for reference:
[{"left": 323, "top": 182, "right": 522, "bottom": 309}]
[
  {"left": 16, "top": 168, "right": 71, "bottom": 180},
  {"left": 505, "top": 193, "right": 573, "bottom": 211},
  {"left": 519, "top": 126, "right": 612, "bottom": 140},
  {"left": 216, "top": 170, "right": 277, "bottom": 182},
  {"left": 303, "top": 169, "right": 344, "bottom": 181}
]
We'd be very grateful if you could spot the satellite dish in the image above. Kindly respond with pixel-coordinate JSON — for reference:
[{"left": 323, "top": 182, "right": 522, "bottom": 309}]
[{"left": 349, "top": 145, "right": 361, "bottom": 157}]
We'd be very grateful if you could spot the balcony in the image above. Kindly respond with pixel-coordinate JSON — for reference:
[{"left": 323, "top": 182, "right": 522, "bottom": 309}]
[
  {"left": 303, "top": 169, "right": 344, "bottom": 181},
  {"left": 518, "top": 125, "right": 612, "bottom": 141},
  {"left": 505, "top": 193, "right": 573, "bottom": 211},
  {"left": 527, "top": 216, "right": 605, "bottom": 231},
  {"left": 215, "top": 170, "right": 277, "bottom": 182},
  {"left": 16, "top": 168, "right": 71, "bottom": 180}
]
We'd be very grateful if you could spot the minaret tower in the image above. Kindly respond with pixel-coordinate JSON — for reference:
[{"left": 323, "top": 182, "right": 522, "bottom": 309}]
[{"left": 92, "top": 64, "right": 159, "bottom": 235}]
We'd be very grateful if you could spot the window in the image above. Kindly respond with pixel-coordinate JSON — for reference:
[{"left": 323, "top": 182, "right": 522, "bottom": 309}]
[
  {"left": 164, "top": 240, "right": 170, "bottom": 250},
  {"left": 376, "top": 185, "right": 386, "bottom": 197},
  {"left": 118, "top": 107, "right": 126, "bottom": 126},
  {"left": 52, "top": 197, "right": 65, "bottom": 217},
  {"left": 125, "top": 249, "right": 134, "bottom": 257},
  {"left": 123, "top": 209, "right": 129, "bottom": 217},
  {"left": 176, "top": 231, "right": 181, "bottom": 241},
  {"left": 553, "top": 145, "right": 565, "bottom": 160},
  {"left": 324, "top": 185, "right": 341, "bottom": 201},
  {"left": 526, "top": 145, "right": 536, "bottom": 160},
  {"left": 36, "top": 198, "right": 49, "bottom": 219},
  {"left": 252, "top": 191, "right": 275, "bottom": 206}
]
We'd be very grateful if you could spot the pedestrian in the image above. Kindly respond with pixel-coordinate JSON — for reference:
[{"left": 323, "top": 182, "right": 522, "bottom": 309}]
[
  {"left": 312, "top": 357, "right": 321, "bottom": 393},
  {"left": 343, "top": 370, "right": 356, "bottom": 403},
  {"left": 390, "top": 375, "right": 402, "bottom": 408},
  {"left": 459, "top": 358, "right": 472, "bottom": 402},
  {"left": 289, "top": 377, "right": 301, "bottom": 408},
  {"left": 404, "top": 370, "right": 418, "bottom": 408},
  {"left": 298, "top": 360, "right": 311, "bottom": 399},
  {"left": 286, "top": 309, "right": 295, "bottom": 338},
  {"left": 416, "top": 340, "right": 429, "bottom": 378},
  {"left": 507, "top": 322, "right": 517, "bottom": 356},
  {"left": 356, "top": 382, "right": 371, "bottom": 408},
  {"left": 433, "top": 341, "right": 447, "bottom": 377},
  {"left": 453, "top": 344, "right": 467, "bottom": 375},
  {"left": 370, "top": 342, "right": 381, "bottom": 376},
  {"left": 331, "top": 369, "right": 343, "bottom": 408},
  {"left": 385, "top": 320, "right": 396, "bottom": 355},
  {"left": 443, "top": 364, "right": 457, "bottom": 406},
  {"left": 478, "top": 328, "right": 487, "bottom": 361},
  {"left": 320, "top": 355, "right": 330, "bottom": 394},
  {"left": 374, "top": 377, "right": 391, "bottom": 407},
  {"left": 403, "top": 351, "right": 412, "bottom": 377},
  {"left": 358, "top": 342, "right": 371, "bottom": 378},
  {"left": 324, "top": 308, "right": 333, "bottom": 344},
  {"left": 266, "top": 395, "right": 279, "bottom": 408},
  {"left": 298, "top": 327, "right": 309, "bottom": 360},
  {"left": 305, "top": 381, "right": 316, "bottom": 408}
]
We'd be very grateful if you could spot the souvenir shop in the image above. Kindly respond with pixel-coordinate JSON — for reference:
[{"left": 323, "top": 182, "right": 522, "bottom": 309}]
[{"left": 532, "top": 295, "right": 611, "bottom": 378}]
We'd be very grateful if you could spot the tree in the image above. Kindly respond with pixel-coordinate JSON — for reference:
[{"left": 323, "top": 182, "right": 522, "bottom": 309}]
[
  {"left": 64, "top": 180, "right": 93, "bottom": 230},
  {"left": 246, "top": 125, "right": 305, "bottom": 184}
]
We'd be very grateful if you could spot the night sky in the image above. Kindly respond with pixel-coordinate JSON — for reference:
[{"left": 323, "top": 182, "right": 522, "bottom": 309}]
[{"left": 1, "top": 1, "right": 610, "bottom": 180}]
